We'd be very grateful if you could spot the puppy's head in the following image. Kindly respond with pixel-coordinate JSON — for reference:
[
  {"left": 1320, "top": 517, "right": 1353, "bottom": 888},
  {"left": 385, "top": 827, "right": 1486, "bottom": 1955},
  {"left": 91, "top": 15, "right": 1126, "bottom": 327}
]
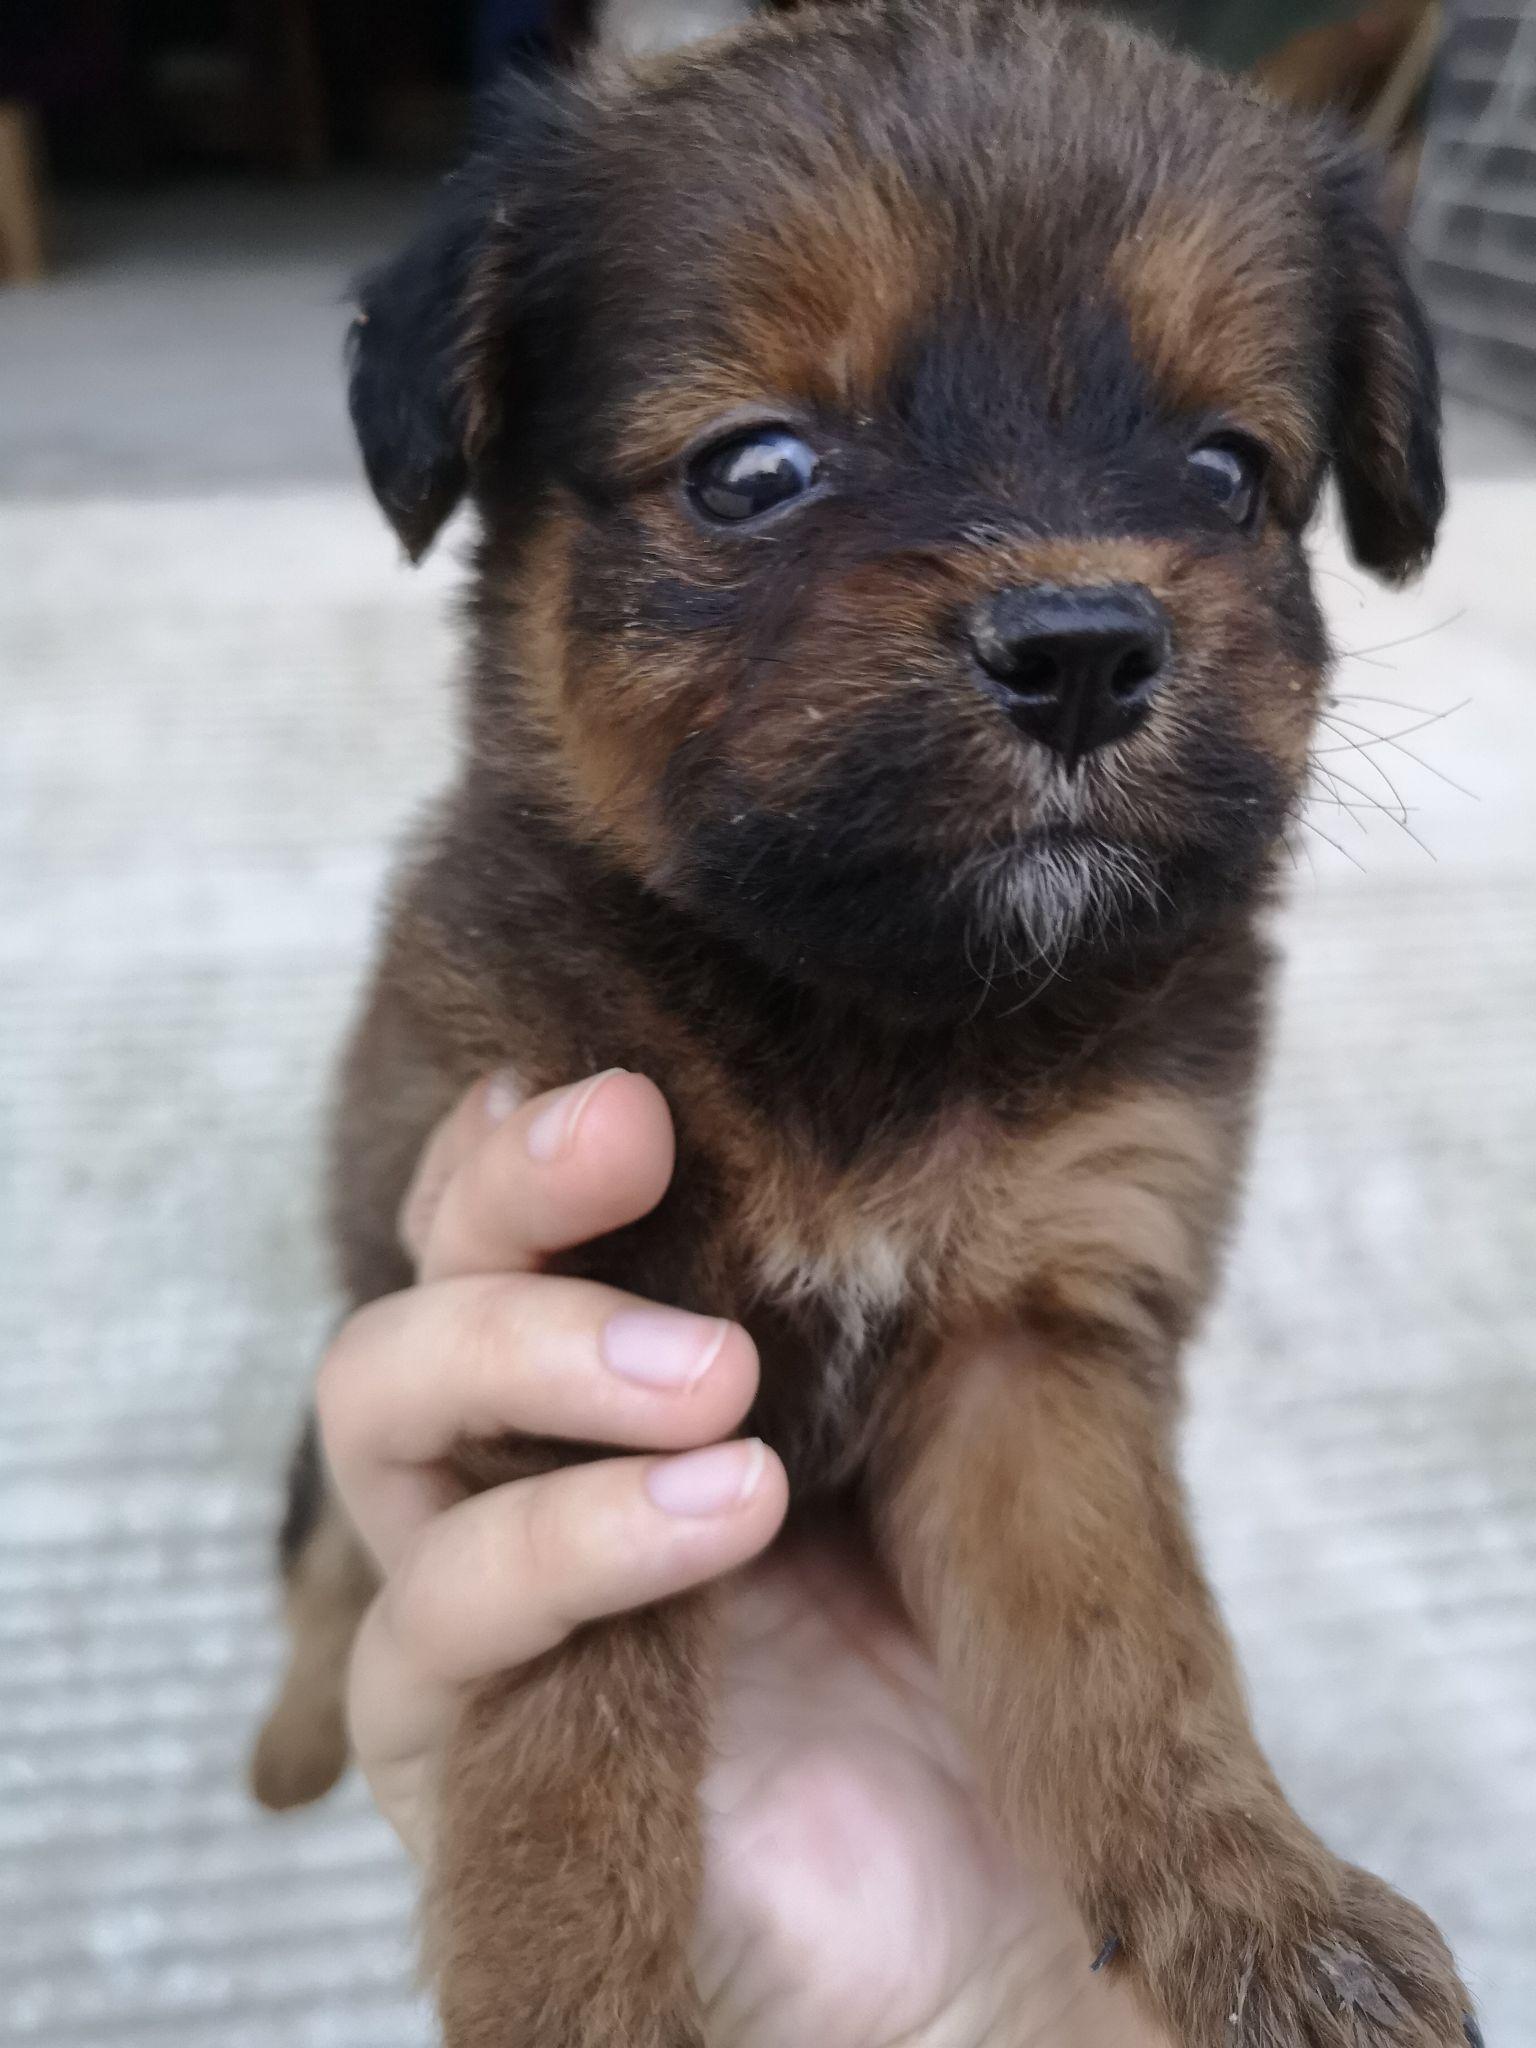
[{"left": 350, "top": 0, "right": 1442, "bottom": 1007}]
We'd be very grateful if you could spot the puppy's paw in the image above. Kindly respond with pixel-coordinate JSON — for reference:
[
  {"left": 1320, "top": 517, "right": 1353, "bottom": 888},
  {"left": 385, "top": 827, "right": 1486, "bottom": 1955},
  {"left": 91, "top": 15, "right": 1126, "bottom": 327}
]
[
  {"left": 248, "top": 1687, "right": 348, "bottom": 1811},
  {"left": 1133, "top": 1860, "right": 1474, "bottom": 2048}
]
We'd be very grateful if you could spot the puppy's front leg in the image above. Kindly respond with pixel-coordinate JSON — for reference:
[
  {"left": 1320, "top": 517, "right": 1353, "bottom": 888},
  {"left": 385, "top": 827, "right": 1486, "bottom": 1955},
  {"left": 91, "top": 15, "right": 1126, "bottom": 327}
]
[
  {"left": 431, "top": 1591, "right": 714, "bottom": 2048},
  {"left": 872, "top": 1340, "right": 1473, "bottom": 2048}
]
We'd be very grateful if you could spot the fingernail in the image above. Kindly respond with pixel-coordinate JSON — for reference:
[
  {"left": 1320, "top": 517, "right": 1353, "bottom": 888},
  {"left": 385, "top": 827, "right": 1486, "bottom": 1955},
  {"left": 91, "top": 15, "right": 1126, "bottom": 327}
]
[
  {"left": 645, "top": 1439, "right": 765, "bottom": 1517},
  {"left": 525, "top": 1070, "right": 624, "bottom": 1162},
  {"left": 602, "top": 1310, "right": 727, "bottom": 1388},
  {"left": 485, "top": 1069, "right": 523, "bottom": 1124}
]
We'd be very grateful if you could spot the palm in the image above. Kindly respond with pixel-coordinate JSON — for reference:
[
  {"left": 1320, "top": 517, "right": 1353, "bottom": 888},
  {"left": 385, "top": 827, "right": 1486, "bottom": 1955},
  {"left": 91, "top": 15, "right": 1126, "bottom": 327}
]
[{"left": 694, "top": 1528, "right": 1155, "bottom": 2048}]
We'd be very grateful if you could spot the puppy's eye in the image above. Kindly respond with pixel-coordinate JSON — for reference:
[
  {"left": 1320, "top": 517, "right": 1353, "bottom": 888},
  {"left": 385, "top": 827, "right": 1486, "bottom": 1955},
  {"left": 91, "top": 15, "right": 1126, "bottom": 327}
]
[
  {"left": 686, "top": 428, "right": 821, "bottom": 524},
  {"left": 1187, "top": 437, "right": 1266, "bottom": 528}
]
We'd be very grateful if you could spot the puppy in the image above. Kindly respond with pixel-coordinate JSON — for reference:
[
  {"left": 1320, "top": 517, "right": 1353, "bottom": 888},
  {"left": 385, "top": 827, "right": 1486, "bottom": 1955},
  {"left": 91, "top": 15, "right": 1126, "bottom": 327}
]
[{"left": 252, "top": 3, "right": 1477, "bottom": 2042}]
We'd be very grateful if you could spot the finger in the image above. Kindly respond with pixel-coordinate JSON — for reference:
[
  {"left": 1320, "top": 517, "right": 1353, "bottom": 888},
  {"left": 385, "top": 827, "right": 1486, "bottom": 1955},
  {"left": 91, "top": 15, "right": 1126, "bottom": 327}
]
[
  {"left": 319, "top": 1273, "right": 760, "bottom": 1567},
  {"left": 418, "top": 1069, "right": 676, "bottom": 1283},
  {"left": 348, "top": 1438, "right": 788, "bottom": 1769},
  {"left": 397, "top": 1075, "right": 525, "bottom": 1268}
]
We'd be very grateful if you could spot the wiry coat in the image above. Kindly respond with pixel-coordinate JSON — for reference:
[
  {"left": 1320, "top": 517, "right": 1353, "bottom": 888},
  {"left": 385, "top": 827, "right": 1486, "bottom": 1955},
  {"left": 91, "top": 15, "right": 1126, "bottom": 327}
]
[{"left": 253, "top": 5, "right": 1475, "bottom": 2044}]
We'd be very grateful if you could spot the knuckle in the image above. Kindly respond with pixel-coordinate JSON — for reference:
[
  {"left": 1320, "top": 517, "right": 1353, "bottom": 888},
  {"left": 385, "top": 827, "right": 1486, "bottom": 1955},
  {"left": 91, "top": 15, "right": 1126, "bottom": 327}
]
[
  {"left": 449, "top": 1276, "right": 538, "bottom": 1406},
  {"left": 445, "top": 1272, "right": 509, "bottom": 1360},
  {"left": 383, "top": 1525, "right": 459, "bottom": 1680},
  {"left": 513, "top": 1475, "right": 569, "bottom": 1595}
]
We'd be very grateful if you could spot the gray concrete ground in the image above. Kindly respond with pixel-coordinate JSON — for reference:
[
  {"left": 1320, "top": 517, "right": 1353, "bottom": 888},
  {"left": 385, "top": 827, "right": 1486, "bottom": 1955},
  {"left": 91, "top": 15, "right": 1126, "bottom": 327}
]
[
  {"left": 0, "top": 181, "right": 428, "bottom": 499},
  {"left": 1, "top": 186, "right": 1533, "bottom": 2047}
]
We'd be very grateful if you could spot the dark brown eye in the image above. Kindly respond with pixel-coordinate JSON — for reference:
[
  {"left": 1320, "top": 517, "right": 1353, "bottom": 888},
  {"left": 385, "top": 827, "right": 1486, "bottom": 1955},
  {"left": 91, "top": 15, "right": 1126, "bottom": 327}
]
[
  {"left": 686, "top": 428, "right": 821, "bottom": 524},
  {"left": 1187, "top": 437, "right": 1265, "bottom": 528}
]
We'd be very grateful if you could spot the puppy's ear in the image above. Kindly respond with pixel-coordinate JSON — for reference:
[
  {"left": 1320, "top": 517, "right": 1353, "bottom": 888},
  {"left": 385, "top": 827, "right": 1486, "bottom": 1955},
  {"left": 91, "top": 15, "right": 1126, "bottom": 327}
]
[
  {"left": 1319, "top": 148, "right": 1444, "bottom": 583},
  {"left": 348, "top": 77, "right": 587, "bottom": 561},
  {"left": 348, "top": 184, "right": 485, "bottom": 562}
]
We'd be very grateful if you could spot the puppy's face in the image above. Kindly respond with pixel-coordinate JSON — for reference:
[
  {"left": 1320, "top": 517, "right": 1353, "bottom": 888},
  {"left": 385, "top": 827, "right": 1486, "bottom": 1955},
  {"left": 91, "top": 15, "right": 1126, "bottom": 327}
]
[{"left": 352, "top": 0, "right": 1443, "bottom": 1007}]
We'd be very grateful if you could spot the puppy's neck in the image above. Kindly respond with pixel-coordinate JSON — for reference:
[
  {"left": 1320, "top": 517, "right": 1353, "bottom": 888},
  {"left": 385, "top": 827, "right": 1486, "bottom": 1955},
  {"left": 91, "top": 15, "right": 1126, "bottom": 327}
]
[{"left": 442, "top": 769, "right": 1265, "bottom": 1154}]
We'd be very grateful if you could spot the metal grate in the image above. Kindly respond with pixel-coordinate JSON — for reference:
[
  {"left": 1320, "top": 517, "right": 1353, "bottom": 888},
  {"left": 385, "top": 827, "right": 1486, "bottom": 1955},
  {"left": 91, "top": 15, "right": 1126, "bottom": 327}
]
[{"left": 1414, "top": 1, "right": 1536, "bottom": 419}]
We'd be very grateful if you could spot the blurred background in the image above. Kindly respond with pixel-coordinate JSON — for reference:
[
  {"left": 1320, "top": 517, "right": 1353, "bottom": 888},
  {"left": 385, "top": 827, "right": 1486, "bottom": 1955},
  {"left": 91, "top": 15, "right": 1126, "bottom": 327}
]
[{"left": 2, "top": 2, "right": 1533, "bottom": 2044}]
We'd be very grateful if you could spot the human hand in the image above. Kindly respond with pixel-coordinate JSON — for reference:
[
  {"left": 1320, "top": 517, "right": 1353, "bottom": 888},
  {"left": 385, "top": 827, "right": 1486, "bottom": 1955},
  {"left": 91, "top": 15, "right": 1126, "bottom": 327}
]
[{"left": 319, "top": 1070, "right": 1161, "bottom": 2048}]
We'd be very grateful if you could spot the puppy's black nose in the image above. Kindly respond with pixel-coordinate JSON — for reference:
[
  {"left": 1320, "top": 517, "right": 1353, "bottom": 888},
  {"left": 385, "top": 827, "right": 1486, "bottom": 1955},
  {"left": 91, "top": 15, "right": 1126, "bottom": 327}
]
[{"left": 968, "top": 582, "right": 1171, "bottom": 769}]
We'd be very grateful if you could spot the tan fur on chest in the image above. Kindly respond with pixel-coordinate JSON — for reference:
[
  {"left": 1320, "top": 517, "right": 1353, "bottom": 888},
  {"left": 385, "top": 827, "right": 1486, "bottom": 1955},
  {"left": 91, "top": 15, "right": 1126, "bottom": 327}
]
[{"left": 736, "top": 1084, "right": 1236, "bottom": 1359}]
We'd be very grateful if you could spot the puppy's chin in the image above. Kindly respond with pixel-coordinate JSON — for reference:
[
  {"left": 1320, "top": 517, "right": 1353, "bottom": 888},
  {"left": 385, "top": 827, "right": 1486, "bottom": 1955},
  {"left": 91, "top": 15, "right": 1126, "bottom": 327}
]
[{"left": 667, "top": 816, "right": 1206, "bottom": 1016}]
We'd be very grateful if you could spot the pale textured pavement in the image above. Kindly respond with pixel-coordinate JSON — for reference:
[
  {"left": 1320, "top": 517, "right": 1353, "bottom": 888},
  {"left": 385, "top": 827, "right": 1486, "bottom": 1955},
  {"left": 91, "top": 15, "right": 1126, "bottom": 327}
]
[{"left": 1, "top": 190, "right": 1533, "bottom": 2047}]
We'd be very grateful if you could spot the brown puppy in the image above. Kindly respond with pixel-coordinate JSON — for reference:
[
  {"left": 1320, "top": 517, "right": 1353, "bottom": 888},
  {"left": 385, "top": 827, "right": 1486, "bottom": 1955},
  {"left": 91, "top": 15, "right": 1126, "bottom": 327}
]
[{"left": 252, "top": 3, "right": 1476, "bottom": 2042}]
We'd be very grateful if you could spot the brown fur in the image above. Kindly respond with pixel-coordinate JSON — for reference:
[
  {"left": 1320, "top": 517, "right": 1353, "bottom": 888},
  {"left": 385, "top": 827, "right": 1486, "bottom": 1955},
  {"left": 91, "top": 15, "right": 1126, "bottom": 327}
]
[
  {"left": 251, "top": 1504, "right": 375, "bottom": 1812},
  {"left": 1109, "top": 194, "right": 1326, "bottom": 495},
  {"left": 253, "top": 2, "right": 1467, "bottom": 2041},
  {"left": 435, "top": 1601, "right": 715, "bottom": 2048},
  {"left": 875, "top": 1345, "right": 1467, "bottom": 2048}
]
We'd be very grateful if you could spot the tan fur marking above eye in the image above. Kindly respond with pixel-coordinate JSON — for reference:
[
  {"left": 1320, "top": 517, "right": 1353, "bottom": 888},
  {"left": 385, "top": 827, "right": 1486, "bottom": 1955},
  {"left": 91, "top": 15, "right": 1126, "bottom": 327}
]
[
  {"left": 1110, "top": 196, "right": 1321, "bottom": 497},
  {"left": 724, "top": 169, "right": 940, "bottom": 411},
  {"left": 608, "top": 173, "right": 939, "bottom": 479},
  {"left": 611, "top": 375, "right": 789, "bottom": 481}
]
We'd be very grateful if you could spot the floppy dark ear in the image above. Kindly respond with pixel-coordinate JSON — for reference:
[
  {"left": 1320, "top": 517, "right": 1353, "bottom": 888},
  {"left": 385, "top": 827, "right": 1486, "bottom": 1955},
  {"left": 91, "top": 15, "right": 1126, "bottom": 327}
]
[
  {"left": 348, "top": 77, "right": 589, "bottom": 562},
  {"left": 1319, "top": 149, "right": 1444, "bottom": 583},
  {"left": 347, "top": 186, "right": 483, "bottom": 562}
]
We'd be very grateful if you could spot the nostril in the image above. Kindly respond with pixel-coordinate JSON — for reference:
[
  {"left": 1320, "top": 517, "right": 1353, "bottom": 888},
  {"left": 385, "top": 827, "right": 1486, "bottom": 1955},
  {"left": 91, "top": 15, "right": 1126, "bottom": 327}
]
[
  {"left": 1108, "top": 644, "right": 1161, "bottom": 699},
  {"left": 1008, "top": 648, "right": 1061, "bottom": 699}
]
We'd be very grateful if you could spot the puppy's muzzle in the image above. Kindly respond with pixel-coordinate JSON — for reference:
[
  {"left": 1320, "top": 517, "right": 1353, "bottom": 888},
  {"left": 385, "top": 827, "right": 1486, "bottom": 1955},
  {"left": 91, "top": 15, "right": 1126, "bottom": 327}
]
[{"left": 968, "top": 582, "right": 1171, "bottom": 771}]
